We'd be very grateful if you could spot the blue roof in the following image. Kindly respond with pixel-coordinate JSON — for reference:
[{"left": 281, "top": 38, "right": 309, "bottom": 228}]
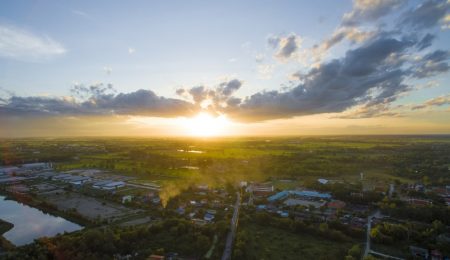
[{"left": 268, "top": 190, "right": 331, "bottom": 202}]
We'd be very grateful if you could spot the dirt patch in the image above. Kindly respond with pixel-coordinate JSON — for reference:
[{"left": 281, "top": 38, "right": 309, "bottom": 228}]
[{"left": 42, "top": 192, "right": 136, "bottom": 221}]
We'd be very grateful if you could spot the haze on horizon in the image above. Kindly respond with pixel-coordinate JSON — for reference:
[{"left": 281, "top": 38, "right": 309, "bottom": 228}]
[{"left": 0, "top": 0, "right": 449, "bottom": 137}]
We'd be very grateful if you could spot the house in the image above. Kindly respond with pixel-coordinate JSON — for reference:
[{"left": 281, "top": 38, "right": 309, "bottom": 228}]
[
  {"left": 176, "top": 206, "right": 185, "bottom": 215},
  {"left": 327, "top": 200, "right": 346, "bottom": 210},
  {"left": 122, "top": 195, "right": 133, "bottom": 204},
  {"left": 152, "top": 197, "right": 161, "bottom": 205},
  {"left": 278, "top": 211, "right": 289, "bottom": 218},
  {"left": 204, "top": 213, "right": 215, "bottom": 222},
  {"left": 408, "top": 198, "right": 432, "bottom": 207},
  {"left": 196, "top": 184, "right": 209, "bottom": 190},
  {"left": 246, "top": 182, "right": 274, "bottom": 197},
  {"left": 410, "top": 246, "right": 429, "bottom": 259},
  {"left": 256, "top": 204, "right": 267, "bottom": 210},
  {"left": 192, "top": 218, "right": 207, "bottom": 225},
  {"left": 431, "top": 250, "right": 443, "bottom": 260},
  {"left": 318, "top": 178, "right": 329, "bottom": 185}
]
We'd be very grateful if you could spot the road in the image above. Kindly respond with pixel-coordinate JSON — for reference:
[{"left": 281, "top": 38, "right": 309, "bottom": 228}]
[
  {"left": 221, "top": 192, "right": 241, "bottom": 260},
  {"left": 364, "top": 210, "right": 380, "bottom": 258},
  {"left": 364, "top": 210, "right": 405, "bottom": 260}
]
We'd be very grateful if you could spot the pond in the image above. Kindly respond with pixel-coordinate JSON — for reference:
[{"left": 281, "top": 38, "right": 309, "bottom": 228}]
[{"left": 0, "top": 195, "right": 83, "bottom": 246}]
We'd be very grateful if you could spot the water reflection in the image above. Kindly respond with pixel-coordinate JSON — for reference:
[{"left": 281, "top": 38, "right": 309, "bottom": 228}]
[{"left": 0, "top": 195, "right": 83, "bottom": 246}]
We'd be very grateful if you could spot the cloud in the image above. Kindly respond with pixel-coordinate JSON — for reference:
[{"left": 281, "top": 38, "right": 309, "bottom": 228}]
[
  {"left": 257, "top": 64, "right": 275, "bottom": 79},
  {"left": 313, "top": 27, "right": 377, "bottom": 56},
  {"left": 0, "top": 24, "right": 66, "bottom": 62},
  {"left": 0, "top": 84, "right": 195, "bottom": 118},
  {"left": 412, "top": 94, "right": 450, "bottom": 110},
  {"left": 400, "top": 0, "right": 449, "bottom": 29},
  {"left": 71, "top": 10, "right": 89, "bottom": 17},
  {"left": 268, "top": 34, "right": 302, "bottom": 60},
  {"left": 255, "top": 53, "right": 265, "bottom": 63},
  {"left": 411, "top": 50, "right": 450, "bottom": 78},
  {"left": 342, "top": 0, "right": 407, "bottom": 26},
  {"left": 336, "top": 103, "right": 401, "bottom": 119},
  {"left": 128, "top": 48, "right": 136, "bottom": 54},
  {"left": 416, "top": 33, "right": 435, "bottom": 50},
  {"left": 176, "top": 79, "right": 243, "bottom": 112},
  {"left": 226, "top": 35, "right": 416, "bottom": 121},
  {"left": 103, "top": 66, "right": 112, "bottom": 75}
]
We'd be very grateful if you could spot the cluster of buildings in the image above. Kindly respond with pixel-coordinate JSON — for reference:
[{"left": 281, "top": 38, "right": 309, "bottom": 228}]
[
  {"left": 243, "top": 181, "right": 371, "bottom": 229},
  {"left": 0, "top": 163, "right": 129, "bottom": 193}
]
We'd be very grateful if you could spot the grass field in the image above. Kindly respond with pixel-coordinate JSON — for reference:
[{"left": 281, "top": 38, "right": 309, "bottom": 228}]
[{"left": 235, "top": 223, "right": 353, "bottom": 260}]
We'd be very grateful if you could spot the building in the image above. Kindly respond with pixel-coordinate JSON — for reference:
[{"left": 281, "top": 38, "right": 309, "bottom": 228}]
[
  {"left": 407, "top": 198, "right": 432, "bottom": 207},
  {"left": 122, "top": 195, "right": 133, "bottom": 204},
  {"left": 246, "top": 182, "right": 274, "bottom": 197},
  {"left": 410, "top": 246, "right": 429, "bottom": 259},
  {"left": 93, "top": 180, "right": 125, "bottom": 190},
  {"left": 318, "top": 178, "right": 329, "bottom": 185},
  {"left": 0, "top": 166, "right": 20, "bottom": 174},
  {"left": 268, "top": 190, "right": 332, "bottom": 202},
  {"left": 22, "top": 162, "right": 50, "bottom": 170},
  {"left": 284, "top": 198, "right": 325, "bottom": 208},
  {"left": 52, "top": 174, "right": 73, "bottom": 181},
  {"left": 327, "top": 200, "right": 346, "bottom": 210},
  {"left": 204, "top": 213, "right": 215, "bottom": 222}
]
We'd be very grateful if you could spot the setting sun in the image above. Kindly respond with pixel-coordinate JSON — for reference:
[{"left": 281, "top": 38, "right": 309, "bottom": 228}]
[{"left": 180, "top": 112, "right": 231, "bottom": 137}]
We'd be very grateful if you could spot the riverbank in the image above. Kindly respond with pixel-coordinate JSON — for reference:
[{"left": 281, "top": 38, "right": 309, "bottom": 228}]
[
  {"left": 0, "top": 190, "right": 92, "bottom": 227},
  {"left": 0, "top": 219, "right": 15, "bottom": 251}
]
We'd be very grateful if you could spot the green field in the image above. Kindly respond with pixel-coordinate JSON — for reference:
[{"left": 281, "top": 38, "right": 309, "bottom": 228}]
[{"left": 234, "top": 223, "right": 353, "bottom": 260}]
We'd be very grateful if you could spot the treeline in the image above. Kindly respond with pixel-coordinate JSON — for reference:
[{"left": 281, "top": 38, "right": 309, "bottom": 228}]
[
  {"left": 381, "top": 204, "right": 450, "bottom": 225},
  {"left": 371, "top": 220, "right": 450, "bottom": 256},
  {"left": 2, "top": 218, "right": 216, "bottom": 260}
]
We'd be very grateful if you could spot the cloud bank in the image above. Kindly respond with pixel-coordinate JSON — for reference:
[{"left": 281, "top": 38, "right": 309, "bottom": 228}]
[{"left": 1, "top": 0, "right": 449, "bottom": 122}]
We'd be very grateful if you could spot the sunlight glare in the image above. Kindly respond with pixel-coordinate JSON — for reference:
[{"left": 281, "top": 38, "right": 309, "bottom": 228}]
[{"left": 180, "top": 112, "right": 231, "bottom": 137}]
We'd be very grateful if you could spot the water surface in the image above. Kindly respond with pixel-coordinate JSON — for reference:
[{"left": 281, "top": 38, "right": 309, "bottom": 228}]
[{"left": 0, "top": 195, "right": 83, "bottom": 246}]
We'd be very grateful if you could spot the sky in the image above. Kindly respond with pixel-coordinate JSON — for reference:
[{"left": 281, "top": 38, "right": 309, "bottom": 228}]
[{"left": 0, "top": 0, "right": 449, "bottom": 137}]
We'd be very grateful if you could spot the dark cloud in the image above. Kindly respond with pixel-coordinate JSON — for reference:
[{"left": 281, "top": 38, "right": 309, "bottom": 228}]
[
  {"left": 400, "top": 0, "right": 449, "bottom": 29},
  {"left": 220, "top": 79, "right": 242, "bottom": 96},
  {"left": 175, "top": 79, "right": 243, "bottom": 110},
  {"left": 268, "top": 34, "right": 301, "bottom": 60},
  {"left": 411, "top": 50, "right": 450, "bottom": 78},
  {"left": 417, "top": 33, "right": 435, "bottom": 50},
  {"left": 0, "top": 86, "right": 195, "bottom": 118},
  {"left": 226, "top": 35, "right": 414, "bottom": 121}
]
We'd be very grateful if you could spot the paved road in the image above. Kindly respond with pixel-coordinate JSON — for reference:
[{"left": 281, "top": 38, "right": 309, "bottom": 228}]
[
  {"left": 364, "top": 210, "right": 380, "bottom": 257},
  {"left": 221, "top": 192, "right": 241, "bottom": 260},
  {"left": 364, "top": 210, "right": 405, "bottom": 260}
]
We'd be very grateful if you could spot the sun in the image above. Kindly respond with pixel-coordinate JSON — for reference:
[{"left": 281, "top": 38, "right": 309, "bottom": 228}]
[{"left": 180, "top": 112, "right": 231, "bottom": 137}]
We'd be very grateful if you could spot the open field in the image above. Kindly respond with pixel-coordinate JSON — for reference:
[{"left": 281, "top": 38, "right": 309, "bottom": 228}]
[
  {"left": 41, "top": 192, "right": 139, "bottom": 221},
  {"left": 234, "top": 223, "right": 353, "bottom": 260}
]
